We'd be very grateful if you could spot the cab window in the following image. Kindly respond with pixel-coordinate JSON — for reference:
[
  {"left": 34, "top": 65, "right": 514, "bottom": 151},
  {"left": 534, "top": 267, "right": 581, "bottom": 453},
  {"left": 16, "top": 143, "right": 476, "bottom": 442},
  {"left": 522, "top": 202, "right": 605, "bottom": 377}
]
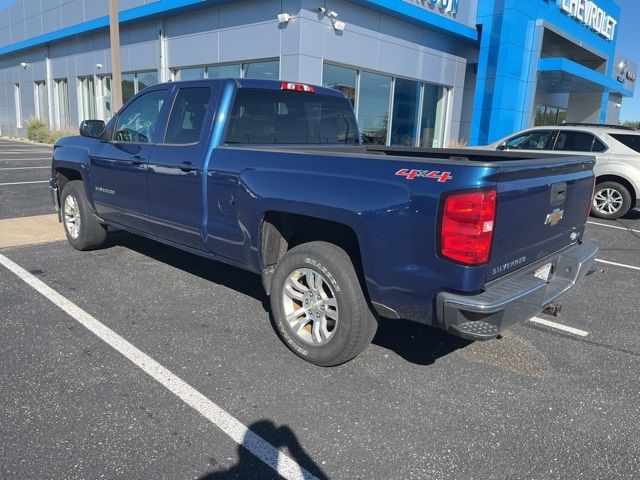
[
  {"left": 113, "top": 90, "right": 167, "bottom": 143},
  {"left": 164, "top": 87, "right": 212, "bottom": 145},
  {"left": 505, "top": 130, "right": 554, "bottom": 150}
]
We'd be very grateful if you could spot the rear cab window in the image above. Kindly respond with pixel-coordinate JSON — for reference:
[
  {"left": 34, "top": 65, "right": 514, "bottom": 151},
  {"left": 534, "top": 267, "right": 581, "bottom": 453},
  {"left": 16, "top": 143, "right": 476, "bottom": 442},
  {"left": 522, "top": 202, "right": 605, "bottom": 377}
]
[
  {"left": 609, "top": 133, "right": 640, "bottom": 153},
  {"left": 225, "top": 88, "right": 359, "bottom": 145}
]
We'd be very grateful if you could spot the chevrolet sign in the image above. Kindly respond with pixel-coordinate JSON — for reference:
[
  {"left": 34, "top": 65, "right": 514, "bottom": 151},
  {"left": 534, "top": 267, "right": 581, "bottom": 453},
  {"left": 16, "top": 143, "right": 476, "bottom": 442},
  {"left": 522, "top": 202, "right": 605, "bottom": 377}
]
[{"left": 559, "top": 0, "right": 618, "bottom": 41}]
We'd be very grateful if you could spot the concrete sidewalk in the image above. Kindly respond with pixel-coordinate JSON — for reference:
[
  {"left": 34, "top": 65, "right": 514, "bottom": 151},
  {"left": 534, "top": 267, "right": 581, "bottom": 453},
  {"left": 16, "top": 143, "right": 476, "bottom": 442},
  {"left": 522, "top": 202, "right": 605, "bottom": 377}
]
[{"left": 0, "top": 214, "right": 65, "bottom": 249}]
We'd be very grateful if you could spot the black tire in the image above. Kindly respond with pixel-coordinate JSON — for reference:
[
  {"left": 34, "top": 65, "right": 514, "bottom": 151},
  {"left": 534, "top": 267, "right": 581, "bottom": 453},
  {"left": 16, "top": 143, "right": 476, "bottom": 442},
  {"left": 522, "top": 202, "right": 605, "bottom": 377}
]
[
  {"left": 591, "top": 181, "right": 632, "bottom": 220},
  {"left": 270, "top": 241, "right": 378, "bottom": 366},
  {"left": 60, "top": 180, "right": 108, "bottom": 251}
]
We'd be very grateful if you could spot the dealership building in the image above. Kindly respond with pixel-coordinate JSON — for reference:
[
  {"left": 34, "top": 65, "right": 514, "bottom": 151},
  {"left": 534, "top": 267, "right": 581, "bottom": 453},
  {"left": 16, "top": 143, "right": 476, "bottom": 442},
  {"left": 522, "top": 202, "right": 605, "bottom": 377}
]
[{"left": 0, "top": 0, "right": 636, "bottom": 146}]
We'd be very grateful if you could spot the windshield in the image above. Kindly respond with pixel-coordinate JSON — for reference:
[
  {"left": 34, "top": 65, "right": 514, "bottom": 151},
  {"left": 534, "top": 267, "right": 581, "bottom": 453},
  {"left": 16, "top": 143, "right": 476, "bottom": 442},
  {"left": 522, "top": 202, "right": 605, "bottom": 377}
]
[
  {"left": 609, "top": 133, "right": 640, "bottom": 153},
  {"left": 226, "top": 88, "right": 360, "bottom": 145}
]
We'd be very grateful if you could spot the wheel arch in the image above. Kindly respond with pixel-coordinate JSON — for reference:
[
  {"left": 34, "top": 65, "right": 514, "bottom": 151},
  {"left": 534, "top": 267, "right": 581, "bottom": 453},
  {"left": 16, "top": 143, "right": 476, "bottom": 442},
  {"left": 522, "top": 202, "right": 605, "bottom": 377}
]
[
  {"left": 595, "top": 174, "right": 636, "bottom": 201},
  {"left": 260, "top": 211, "right": 367, "bottom": 298}
]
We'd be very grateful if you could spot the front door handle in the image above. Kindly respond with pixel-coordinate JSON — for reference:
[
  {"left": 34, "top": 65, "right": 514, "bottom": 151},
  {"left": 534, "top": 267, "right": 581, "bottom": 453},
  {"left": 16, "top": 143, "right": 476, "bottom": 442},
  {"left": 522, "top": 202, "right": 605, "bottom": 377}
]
[
  {"left": 178, "top": 161, "right": 199, "bottom": 172},
  {"left": 129, "top": 155, "right": 144, "bottom": 166}
]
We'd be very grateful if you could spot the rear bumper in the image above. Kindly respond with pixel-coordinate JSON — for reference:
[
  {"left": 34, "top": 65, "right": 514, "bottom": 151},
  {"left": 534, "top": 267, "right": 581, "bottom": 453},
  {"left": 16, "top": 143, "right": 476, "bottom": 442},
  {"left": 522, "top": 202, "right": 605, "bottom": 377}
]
[{"left": 436, "top": 241, "right": 598, "bottom": 340}]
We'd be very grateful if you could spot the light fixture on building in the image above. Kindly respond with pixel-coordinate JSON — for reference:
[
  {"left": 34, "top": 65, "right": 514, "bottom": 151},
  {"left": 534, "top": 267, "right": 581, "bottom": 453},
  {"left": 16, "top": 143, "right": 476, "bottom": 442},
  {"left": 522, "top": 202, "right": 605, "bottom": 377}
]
[
  {"left": 618, "top": 60, "right": 627, "bottom": 70},
  {"left": 19, "top": 62, "right": 28, "bottom": 69},
  {"left": 616, "top": 102, "right": 622, "bottom": 109},
  {"left": 317, "top": 7, "right": 345, "bottom": 31},
  {"left": 277, "top": 13, "right": 291, "bottom": 23},
  {"left": 96, "top": 63, "right": 104, "bottom": 70}
]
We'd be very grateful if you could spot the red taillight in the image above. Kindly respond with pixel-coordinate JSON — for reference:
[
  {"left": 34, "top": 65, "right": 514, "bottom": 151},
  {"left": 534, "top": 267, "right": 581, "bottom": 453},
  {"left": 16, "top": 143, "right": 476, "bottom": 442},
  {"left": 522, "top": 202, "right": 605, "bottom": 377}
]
[
  {"left": 280, "top": 81, "right": 315, "bottom": 93},
  {"left": 440, "top": 190, "right": 497, "bottom": 265}
]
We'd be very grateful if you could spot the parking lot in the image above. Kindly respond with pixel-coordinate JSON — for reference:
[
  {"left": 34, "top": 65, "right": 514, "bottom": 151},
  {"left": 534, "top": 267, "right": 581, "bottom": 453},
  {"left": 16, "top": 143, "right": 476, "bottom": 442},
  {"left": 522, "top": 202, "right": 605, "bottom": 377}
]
[{"left": 1, "top": 138, "right": 639, "bottom": 479}]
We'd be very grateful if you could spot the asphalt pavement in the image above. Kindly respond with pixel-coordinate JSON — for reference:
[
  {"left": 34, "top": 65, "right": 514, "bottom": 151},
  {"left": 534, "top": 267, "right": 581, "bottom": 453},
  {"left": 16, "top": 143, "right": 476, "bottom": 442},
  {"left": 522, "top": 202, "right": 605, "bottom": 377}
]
[{"left": 1, "top": 138, "right": 639, "bottom": 479}]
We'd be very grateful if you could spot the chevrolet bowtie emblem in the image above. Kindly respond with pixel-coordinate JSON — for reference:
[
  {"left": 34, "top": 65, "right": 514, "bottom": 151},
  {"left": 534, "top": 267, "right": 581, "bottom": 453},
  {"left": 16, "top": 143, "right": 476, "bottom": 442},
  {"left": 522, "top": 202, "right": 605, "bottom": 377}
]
[{"left": 545, "top": 208, "right": 564, "bottom": 226}]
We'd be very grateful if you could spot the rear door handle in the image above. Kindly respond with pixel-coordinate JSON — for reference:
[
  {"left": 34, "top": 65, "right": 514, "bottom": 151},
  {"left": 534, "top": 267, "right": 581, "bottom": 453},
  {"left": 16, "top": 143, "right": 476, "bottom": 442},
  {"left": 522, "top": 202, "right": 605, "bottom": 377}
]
[
  {"left": 129, "top": 155, "right": 144, "bottom": 166},
  {"left": 178, "top": 161, "right": 199, "bottom": 172}
]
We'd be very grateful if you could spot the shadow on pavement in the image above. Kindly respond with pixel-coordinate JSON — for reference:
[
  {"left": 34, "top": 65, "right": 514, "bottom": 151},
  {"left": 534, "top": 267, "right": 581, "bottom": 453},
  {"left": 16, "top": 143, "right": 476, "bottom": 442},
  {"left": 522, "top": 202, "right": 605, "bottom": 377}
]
[
  {"left": 198, "top": 420, "right": 329, "bottom": 480},
  {"left": 109, "top": 231, "right": 270, "bottom": 311},
  {"left": 372, "top": 316, "right": 471, "bottom": 365},
  {"left": 109, "top": 231, "right": 469, "bottom": 366}
]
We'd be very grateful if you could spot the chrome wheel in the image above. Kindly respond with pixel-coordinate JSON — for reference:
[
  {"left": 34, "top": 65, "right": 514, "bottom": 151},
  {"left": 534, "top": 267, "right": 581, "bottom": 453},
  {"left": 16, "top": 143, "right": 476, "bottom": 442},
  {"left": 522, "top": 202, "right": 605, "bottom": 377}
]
[
  {"left": 593, "top": 188, "right": 624, "bottom": 215},
  {"left": 282, "top": 268, "right": 339, "bottom": 346},
  {"left": 63, "top": 194, "right": 81, "bottom": 239}
]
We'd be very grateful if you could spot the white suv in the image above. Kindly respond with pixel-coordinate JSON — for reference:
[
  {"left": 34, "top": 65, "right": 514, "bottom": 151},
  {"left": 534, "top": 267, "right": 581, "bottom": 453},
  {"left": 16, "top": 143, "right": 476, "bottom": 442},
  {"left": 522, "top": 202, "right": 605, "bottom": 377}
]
[{"left": 482, "top": 124, "right": 640, "bottom": 219}]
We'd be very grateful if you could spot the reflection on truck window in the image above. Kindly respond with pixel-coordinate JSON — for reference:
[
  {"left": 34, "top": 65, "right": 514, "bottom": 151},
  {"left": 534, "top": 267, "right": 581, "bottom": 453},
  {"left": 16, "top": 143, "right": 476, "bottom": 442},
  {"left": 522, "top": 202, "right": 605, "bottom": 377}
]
[
  {"left": 164, "top": 87, "right": 211, "bottom": 144},
  {"left": 114, "top": 90, "right": 166, "bottom": 143},
  {"left": 226, "top": 88, "right": 359, "bottom": 145}
]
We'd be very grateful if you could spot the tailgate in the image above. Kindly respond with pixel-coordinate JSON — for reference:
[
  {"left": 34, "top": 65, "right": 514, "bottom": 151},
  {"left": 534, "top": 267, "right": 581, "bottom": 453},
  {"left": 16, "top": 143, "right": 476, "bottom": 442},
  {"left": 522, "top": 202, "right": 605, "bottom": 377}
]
[{"left": 487, "top": 156, "right": 595, "bottom": 282}]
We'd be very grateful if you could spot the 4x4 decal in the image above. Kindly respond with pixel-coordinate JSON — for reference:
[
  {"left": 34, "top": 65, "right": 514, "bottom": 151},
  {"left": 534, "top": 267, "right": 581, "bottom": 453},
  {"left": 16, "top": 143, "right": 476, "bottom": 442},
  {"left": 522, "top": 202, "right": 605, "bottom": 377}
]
[{"left": 395, "top": 169, "right": 453, "bottom": 182}]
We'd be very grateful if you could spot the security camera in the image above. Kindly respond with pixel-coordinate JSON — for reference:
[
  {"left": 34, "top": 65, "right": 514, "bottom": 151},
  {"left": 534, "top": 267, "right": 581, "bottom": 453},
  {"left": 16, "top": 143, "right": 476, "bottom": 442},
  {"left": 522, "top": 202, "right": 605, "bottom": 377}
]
[
  {"left": 327, "top": 10, "right": 338, "bottom": 18},
  {"left": 277, "top": 13, "right": 291, "bottom": 23},
  {"left": 96, "top": 63, "right": 104, "bottom": 70},
  {"left": 333, "top": 20, "right": 346, "bottom": 31},
  {"left": 19, "top": 62, "right": 28, "bottom": 69}
]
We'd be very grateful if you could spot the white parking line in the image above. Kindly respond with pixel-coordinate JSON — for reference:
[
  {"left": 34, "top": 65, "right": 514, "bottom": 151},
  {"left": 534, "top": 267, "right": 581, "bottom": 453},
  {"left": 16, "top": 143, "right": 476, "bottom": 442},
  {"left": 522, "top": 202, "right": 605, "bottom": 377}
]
[
  {"left": 0, "top": 166, "right": 49, "bottom": 170},
  {"left": 0, "top": 253, "right": 318, "bottom": 480},
  {"left": 0, "top": 157, "right": 51, "bottom": 162},
  {"left": 529, "top": 316, "right": 589, "bottom": 337},
  {"left": 0, "top": 151, "right": 52, "bottom": 154},
  {"left": 587, "top": 221, "right": 640, "bottom": 234},
  {"left": 0, "top": 180, "right": 49, "bottom": 186},
  {"left": 595, "top": 258, "right": 640, "bottom": 271}
]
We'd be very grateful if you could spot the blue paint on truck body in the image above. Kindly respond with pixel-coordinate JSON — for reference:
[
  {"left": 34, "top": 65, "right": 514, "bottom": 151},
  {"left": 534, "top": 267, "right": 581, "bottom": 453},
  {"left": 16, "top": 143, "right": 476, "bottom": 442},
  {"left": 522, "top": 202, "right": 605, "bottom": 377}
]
[{"left": 52, "top": 79, "right": 596, "bottom": 328}]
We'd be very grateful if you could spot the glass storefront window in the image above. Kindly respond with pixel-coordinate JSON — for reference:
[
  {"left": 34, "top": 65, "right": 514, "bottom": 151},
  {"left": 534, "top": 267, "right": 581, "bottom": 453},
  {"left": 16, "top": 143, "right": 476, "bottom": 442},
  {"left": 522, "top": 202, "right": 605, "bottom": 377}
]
[
  {"left": 534, "top": 104, "right": 546, "bottom": 126},
  {"left": 557, "top": 109, "right": 567, "bottom": 125},
  {"left": 137, "top": 71, "right": 158, "bottom": 91},
  {"left": 544, "top": 106, "right": 559, "bottom": 126},
  {"left": 243, "top": 60, "right": 279, "bottom": 80},
  {"left": 391, "top": 78, "right": 420, "bottom": 146},
  {"left": 80, "top": 76, "right": 96, "bottom": 121},
  {"left": 420, "top": 84, "right": 447, "bottom": 148},
  {"left": 322, "top": 62, "right": 449, "bottom": 147},
  {"left": 535, "top": 104, "right": 567, "bottom": 126},
  {"left": 101, "top": 76, "right": 113, "bottom": 121},
  {"left": 358, "top": 71, "right": 392, "bottom": 145},
  {"left": 122, "top": 71, "right": 159, "bottom": 104},
  {"left": 54, "top": 78, "right": 70, "bottom": 128},
  {"left": 322, "top": 64, "right": 357, "bottom": 106},
  {"left": 34, "top": 81, "right": 47, "bottom": 121},
  {"left": 178, "top": 67, "right": 205, "bottom": 81},
  {"left": 122, "top": 73, "right": 136, "bottom": 104},
  {"left": 207, "top": 64, "right": 242, "bottom": 79}
]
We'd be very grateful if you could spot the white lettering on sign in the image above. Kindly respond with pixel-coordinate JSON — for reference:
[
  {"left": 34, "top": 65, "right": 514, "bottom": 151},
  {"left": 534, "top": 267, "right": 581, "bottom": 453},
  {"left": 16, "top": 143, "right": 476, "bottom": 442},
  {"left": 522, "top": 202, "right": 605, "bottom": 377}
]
[
  {"left": 406, "top": 0, "right": 460, "bottom": 16},
  {"left": 559, "top": 0, "right": 618, "bottom": 41}
]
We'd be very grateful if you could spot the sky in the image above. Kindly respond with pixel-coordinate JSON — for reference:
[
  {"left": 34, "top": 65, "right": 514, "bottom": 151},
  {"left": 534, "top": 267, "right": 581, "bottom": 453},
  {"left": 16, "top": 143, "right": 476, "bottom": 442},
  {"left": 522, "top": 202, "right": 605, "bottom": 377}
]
[{"left": 617, "top": 0, "right": 640, "bottom": 122}]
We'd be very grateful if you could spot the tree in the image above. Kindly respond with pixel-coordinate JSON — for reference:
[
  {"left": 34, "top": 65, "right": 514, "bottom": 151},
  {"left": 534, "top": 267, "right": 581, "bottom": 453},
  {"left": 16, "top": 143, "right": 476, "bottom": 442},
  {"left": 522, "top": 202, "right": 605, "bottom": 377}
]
[{"left": 622, "top": 120, "right": 640, "bottom": 130}]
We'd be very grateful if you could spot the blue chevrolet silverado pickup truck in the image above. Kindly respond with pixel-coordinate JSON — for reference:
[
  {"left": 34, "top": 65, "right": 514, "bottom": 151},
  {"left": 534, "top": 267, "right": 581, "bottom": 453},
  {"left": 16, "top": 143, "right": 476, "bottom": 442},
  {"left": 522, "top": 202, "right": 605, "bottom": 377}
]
[{"left": 50, "top": 78, "right": 598, "bottom": 366}]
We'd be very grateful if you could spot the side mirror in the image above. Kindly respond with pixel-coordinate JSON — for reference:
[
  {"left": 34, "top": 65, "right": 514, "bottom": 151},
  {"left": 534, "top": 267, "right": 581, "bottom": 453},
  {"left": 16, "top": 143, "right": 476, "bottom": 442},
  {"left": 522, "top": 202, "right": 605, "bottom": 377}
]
[
  {"left": 497, "top": 142, "right": 508, "bottom": 151},
  {"left": 79, "top": 120, "right": 106, "bottom": 139}
]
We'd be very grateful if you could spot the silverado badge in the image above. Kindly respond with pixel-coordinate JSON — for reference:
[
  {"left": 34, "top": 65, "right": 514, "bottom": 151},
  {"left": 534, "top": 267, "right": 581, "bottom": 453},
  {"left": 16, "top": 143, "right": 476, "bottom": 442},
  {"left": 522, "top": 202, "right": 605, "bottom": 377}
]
[{"left": 545, "top": 208, "right": 564, "bottom": 226}]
